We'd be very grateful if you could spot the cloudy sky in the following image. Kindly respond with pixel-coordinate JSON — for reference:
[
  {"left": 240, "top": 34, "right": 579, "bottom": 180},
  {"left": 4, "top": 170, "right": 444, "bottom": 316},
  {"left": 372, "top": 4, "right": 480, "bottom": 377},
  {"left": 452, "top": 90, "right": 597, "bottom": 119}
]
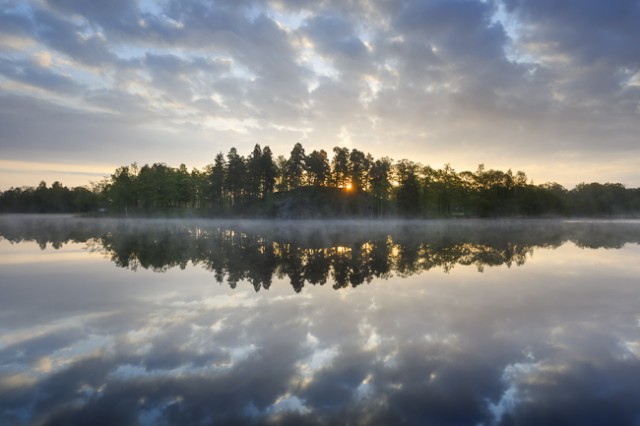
[{"left": 1, "top": 0, "right": 639, "bottom": 189}]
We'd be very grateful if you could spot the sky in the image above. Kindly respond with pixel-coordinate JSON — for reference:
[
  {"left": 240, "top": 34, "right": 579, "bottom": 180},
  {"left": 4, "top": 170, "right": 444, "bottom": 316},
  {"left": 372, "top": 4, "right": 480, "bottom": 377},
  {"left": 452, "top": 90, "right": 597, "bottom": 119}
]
[{"left": 1, "top": 0, "right": 639, "bottom": 190}]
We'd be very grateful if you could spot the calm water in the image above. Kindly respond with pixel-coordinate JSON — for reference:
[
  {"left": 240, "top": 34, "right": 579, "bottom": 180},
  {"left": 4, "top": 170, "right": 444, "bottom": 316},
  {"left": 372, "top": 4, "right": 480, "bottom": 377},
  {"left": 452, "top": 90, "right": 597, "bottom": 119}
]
[{"left": 1, "top": 216, "right": 640, "bottom": 425}]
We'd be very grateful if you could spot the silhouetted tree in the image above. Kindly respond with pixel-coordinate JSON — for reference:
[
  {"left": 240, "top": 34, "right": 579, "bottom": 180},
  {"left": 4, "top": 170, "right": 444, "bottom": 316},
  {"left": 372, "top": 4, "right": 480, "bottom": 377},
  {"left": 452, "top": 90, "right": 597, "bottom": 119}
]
[
  {"left": 348, "top": 149, "right": 369, "bottom": 191},
  {"left": 305, "top": 149, "right": 330, "bottom": 186},
  {"left": 331, "top": 147, "right": 350, "bottom": 188},
  {"left": 226, "top": 148, "right": 246, "bottom": 207},
  {"left": 209, "top": 153, "right": 226, "bottom": 211},
  {"left": 395, "top": 160, "right": 422, "bottom": 216},
  {"left": 6, "top": 141, "right": 640, "bottom": 218},
  {"left": 285, "top": 142, "right": 306, "bottom": 190},
  {"left": 369, "top": 157, "right": 393, "bottom": 216},
  {"left": 275, "top": 155, "right": 288, "bottom": 192},
  {"left": 261, "top": 146, "right": 277, "bottom": 195},
  {"left": 247, "top": 144, "right": 263, "bottom": 199}
]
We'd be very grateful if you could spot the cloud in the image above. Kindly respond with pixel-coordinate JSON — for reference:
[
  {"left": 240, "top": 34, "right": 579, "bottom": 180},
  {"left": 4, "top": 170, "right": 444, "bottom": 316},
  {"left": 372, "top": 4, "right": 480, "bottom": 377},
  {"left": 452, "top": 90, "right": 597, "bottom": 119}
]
[
  {"left": 502, "top": 0, "right": 640, "bottom": 65},
  {"left": 0, "top": 8, "right": 34, "bottom": 40},
  {"left": 1, "top": 0, "right": 639, "bottom": 189},
  {"left": 2, "top": 219, "right": 640, "bottom": 423},
  {"left": 32, "top": 8, "right": 121, "bottom": 68},
  {"left": 0, "top": 57, "right": 85, "bottom": 94},
  {"left": 303, "top": 14, "right": 373, "bottom": 78},
  {"left": 501, "top": 0, "right": 640, "bottom": 101}
]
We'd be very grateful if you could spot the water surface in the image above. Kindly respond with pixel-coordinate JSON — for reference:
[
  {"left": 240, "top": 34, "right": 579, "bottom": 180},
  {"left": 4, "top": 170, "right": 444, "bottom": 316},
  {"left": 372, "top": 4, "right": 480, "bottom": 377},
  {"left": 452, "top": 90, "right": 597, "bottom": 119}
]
[{"left": 1, "top": 216, "right": 640, "bottom": 425}]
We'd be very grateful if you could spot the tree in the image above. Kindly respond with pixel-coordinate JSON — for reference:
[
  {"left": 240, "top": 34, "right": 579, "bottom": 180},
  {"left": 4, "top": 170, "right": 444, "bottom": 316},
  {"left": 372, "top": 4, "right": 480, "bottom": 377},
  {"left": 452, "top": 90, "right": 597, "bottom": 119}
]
[
  {"left": 395, "top": 160, "right": 422, "bottom": 216},
  {"left": 348, "top": 149, "right": 369, "bottom": 191},
  {"left": 209, "top": 153, "right": 226, "bottom": 211},
  {"left": 261, "top": 146, "right": 277, "bottom": 195},
  {"left": 48, "top": 181, "right": 70, "bottom": 212},
  {"left": 225, "top": 148, "right": 246, "bottom": 207},
  {"left": 369, "top": 157, "right": 393, "bottom": 216},
  {"left": 433, "top": 164, "right": 461, "bottom": 216},
  {"left": 331, "top": 147, "right": 350, "bottom": 188},
  {"left": 285, "top": 142, "right": 306, "bottom": 190},
  {"left": 109, "top": 165, "right": 137, "bottom": 213},
  {"left": 9, "top": 141, "right": 640, "bottom": 218},
  {"left": 191, "top": 167, "right": 207, "bottom": 209},
  {"left": 247, "top": 144, "right": 263, "bottom": 199},
  {"left": 176, "top": 164, "right": 194, "bottom": 208},
  {"left": 305, "top": 150, "right": 330, "bottom": 186},
  {"left": 274, "top": 155, "right": 288, "bottom": 192}
]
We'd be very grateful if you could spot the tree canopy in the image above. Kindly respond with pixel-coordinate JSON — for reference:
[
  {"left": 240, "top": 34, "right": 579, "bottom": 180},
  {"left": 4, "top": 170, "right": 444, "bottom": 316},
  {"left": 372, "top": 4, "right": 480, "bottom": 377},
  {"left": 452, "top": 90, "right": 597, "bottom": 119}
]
[{"left": 2, "top": 142, "right": 640, "bottom": 217}]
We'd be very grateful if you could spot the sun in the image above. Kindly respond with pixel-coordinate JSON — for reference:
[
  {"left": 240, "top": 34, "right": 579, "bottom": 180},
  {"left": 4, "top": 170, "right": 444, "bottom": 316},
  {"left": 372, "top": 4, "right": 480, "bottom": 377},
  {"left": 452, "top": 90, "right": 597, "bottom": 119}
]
[{"left": 344, "top": 182, "right": 353, "bottom": 191}]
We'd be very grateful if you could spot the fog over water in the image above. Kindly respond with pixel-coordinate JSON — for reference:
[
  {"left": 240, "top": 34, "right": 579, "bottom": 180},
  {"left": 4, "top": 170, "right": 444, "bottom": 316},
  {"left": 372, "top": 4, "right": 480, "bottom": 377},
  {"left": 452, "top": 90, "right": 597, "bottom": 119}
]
[{"left": 1, "top": 216, "right": 640, "bottom": 425}]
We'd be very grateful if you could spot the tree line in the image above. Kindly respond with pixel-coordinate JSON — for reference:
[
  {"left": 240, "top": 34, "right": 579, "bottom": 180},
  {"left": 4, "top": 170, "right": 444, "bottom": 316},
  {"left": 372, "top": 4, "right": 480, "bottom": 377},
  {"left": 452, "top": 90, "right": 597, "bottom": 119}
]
[
  {"left": 2, "top": 142, "right": 640, "bottom": 216},
  {"left": 0, "top": 180, "right": 100, "bottom": 213},
  {"left": 3, "top": 218, "right": 640, "bottom": 292}
]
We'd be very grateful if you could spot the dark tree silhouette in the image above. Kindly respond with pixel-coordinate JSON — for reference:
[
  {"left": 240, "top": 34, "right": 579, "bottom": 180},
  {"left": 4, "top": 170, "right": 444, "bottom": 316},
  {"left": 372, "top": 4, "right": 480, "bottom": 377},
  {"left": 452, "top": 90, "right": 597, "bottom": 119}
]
[
  {"left": 3, "top": 141, "right": 640, "bottom": 217},
  {"left": 331, "top": 147, "right": 350, "bottom": 188},
  {"left": 225, "top": 148, "right": 246, "bottom": 208},
  {"left": 305, "top": 149, "right": 330, "bottom": 186},
  {"left": 285, "top": 142, "right": 306, "bottom": 190}
]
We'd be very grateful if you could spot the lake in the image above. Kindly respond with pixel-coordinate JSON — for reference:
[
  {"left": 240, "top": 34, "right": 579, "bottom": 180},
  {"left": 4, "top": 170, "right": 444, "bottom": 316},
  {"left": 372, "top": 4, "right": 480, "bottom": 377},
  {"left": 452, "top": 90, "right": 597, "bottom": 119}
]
[{"left": 1, "top": 215, "right": 640, "bottom": 425}]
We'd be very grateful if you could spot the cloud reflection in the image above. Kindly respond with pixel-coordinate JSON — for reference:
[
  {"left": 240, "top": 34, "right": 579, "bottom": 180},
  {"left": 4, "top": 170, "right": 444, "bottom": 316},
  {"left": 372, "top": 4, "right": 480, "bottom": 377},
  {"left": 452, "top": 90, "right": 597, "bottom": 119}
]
[{"left": 1, "top": 218, "right": 640, "bottom": 424}]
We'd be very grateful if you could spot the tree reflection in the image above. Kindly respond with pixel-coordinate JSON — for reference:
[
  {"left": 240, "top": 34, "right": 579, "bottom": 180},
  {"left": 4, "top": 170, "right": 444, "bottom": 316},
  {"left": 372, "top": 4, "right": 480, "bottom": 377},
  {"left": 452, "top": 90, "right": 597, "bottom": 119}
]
[{"left": 2, "top": 217, "right": 640, "bottom": 292}]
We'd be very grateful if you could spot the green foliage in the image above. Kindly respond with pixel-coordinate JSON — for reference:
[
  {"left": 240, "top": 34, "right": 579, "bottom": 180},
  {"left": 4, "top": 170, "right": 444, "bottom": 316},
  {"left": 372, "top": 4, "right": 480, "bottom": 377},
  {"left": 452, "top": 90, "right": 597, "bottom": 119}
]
[
  {"left": 209, "top": 153, "right": 226, "bottom": 211},
  {"left": 284, "top": 142, "right": 306, "bottom": 190},
  {"left": 305, "top": 150, "right": 330, "bottom": 186},
  {"left": 331, "top": 147, "right": 350, "bottom": 188},
  {"left": 0, "top": 181, "right": 101, "bottom": 213},
  {"left": 369, "top": 157, "right": 393, "bottom": 216},
  {"left": 395, "top": 160, "right": 422, "bottom": 216},
  {"left": 348, "top": 149, "right": 369, "bottom": 191},
  {"left": 261, "top": 146, "right": 277, "bottom": 194},
  {"left": 3, "top": 142, "right": 640, "bottom": 217}
]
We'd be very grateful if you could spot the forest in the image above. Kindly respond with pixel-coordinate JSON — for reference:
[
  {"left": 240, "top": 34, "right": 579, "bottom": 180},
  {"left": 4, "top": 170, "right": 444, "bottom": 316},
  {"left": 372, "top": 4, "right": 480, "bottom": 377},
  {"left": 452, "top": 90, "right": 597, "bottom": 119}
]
[{"left": 2, "top": 143, "right": 640, "bottom": 217}]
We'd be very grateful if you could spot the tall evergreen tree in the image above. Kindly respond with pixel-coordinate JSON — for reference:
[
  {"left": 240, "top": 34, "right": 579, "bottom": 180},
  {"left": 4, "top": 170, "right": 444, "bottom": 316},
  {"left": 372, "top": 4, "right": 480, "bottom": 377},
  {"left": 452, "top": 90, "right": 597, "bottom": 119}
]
[
  {"left": 348, "top": 149, "right": 369, "bottom": 191},
  {"left": 210, "top": 153, "right": 226, "bottom": 210},
  {"left": 274, "top": 155, "right": 288, "bottom": 192},
  {"left": 261, "top": 146, "right": 277, "bottom": 195},
  {"left": 369, "top": 157, "right": 393, "bottom": 216},
  {"left": 396, "top": 160, "right": 422, "bottom": 216},
  {"left": 331, "top": 147, "right": 350, "bottom": 188},
  {"left": 305, "top": 150, "right": 330, "bottom": 186},
  {"left": 285, "top": 142, "right": 306, "bottom": 190},
  {"left": 225, "top": 148, "right": 246, "bottom": 207},
  {"left": 247, "top": 144, "right": 263, "bottom": 198}
]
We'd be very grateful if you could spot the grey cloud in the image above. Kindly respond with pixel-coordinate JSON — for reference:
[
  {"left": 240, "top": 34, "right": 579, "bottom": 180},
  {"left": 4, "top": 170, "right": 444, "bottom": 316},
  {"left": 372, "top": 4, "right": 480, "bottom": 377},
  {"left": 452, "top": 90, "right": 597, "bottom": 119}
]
[
  {"left": 142, "top": 53, "right": 230, "bottom": 103},
  {"left": 0, "top": 57, "right": 85, "bottom": 94},
  {"left": 503, "top": 0, "right": 640, "bottom": 67},
  {"left": 1, "top": 0, "right": 639, "bottom": 187},
  {"left": 135, "top": 5, "right": 313, "bottom": 124},
  {"left": 501, "top": 0, "right": 640, "bottom": 106},
  {"left": 0, "top": 327, "right": 86, "bottom": 366},
  {"left": 0, "top": 93, "right": 241, "bottom": 166},
  {"left": 390, "top": 0, "right": 530, "bottom": 106},
  {"left": 83, "top": 88, "right": 157, "bottom": 119},
  {"left": 308, "top": 78, "right": 364, "bottom": 124},
  {"left": 0, "top": 9, "right": 34, "bottom": 38},
  {"left": 32, "top": 8, "right": 120, "bottom": 68},
  {"left": 505, "top": 361, "right": 640, "bottom": 425},
  {"left": 45, "top": 0, "right": 143, "bottom": 38},
  {"left": 303, "top": 14, "right": 372, "bottom": 76},
  {"left": 395, "top": 0, "right": 505, "bottom": 59}
]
